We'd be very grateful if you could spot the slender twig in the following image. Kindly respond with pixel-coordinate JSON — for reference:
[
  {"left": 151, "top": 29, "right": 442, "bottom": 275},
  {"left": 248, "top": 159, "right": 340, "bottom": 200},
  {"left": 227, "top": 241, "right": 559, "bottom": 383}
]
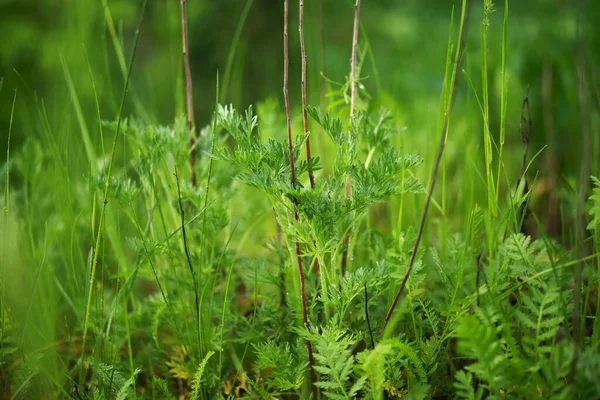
[
  {"left": 379, "top": 0, "right": 473, "bottom": 341},
  {"left": 299, "top": 0, "right": 316, "bottom": 190},
  {"left": 299, "top": 0, "right": 320, "bottom": 275},
  {"left": 283, "top": 0, "right": 317, "bottom": 394},
  {"left": 80, "top": 0, "right": 147, "bottom": 383},
  {"left": 180, "top": 0, "right": 197, "bottom": 186},
  {"left": 174, "top": 168, "right": 201, "bottom": 346},
  {"left": 340, "top": 0, "right": 362, "bottom": 277}
]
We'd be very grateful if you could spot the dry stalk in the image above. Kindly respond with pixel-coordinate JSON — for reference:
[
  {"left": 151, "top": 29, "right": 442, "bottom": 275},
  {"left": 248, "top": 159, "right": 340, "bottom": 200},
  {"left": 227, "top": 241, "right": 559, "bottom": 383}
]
[
  {"left": 180, "top": 0, "right": 197, "bottom": 186},
  {"left": 299, "top": 0, "right": 316, "bottom": 189},
  {"left": 340, "top": 0, "right": 362, "bottom": 277},
  {"left": 283, "top": 0, "right": 317, "bottom": 394},
  {"left": 299, "top": 0, "right": 320, "bottom": 275}
]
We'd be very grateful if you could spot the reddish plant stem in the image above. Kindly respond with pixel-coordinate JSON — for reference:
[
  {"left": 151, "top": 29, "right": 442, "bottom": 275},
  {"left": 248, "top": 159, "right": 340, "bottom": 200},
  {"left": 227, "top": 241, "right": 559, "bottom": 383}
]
[
  {"left": 283, "top": 0, "right": 317, "bottom": 394},
  {"left": 299, "top": 0, "right": 316, "bottom": 190},
  {"left": 299, "top": 0, "right": 320, "bottom": 275},
  {"left": 180, "top": 0, "right": 197, "bottom": 186},
  {"left": 340, "top": 0, "right": 361, "bottom": 277},
  {"left": 379, "top": 0, "right": 473, "bottom": 341}
]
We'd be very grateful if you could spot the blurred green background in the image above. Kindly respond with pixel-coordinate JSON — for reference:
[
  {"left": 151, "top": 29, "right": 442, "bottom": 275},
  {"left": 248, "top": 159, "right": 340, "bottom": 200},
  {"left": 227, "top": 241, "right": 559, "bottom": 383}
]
[
  {"left": 1, "top": 0, "right": 600, "bottom": 397},
  {"left": 1, "top": 0, "right": 599, "bottom": 295},
  {"left": 2, "top": 0, "right": 598, "bottom": 188}
]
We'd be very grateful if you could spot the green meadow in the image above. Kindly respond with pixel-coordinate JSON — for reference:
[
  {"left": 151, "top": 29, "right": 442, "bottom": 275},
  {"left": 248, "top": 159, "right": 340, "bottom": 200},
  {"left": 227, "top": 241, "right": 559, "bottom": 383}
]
[{"left": 1, "top": 0, "right": 599, "bottom": 398}]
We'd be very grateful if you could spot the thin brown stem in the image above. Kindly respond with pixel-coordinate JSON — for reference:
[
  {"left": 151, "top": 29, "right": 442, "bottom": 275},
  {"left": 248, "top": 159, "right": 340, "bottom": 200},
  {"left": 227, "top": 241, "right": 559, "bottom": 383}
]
[
  {"left": 300, "top": 0, "right": 316, "bottom": 190},
  {"left": 180, "top": 0, "right": 197, "bottom": 186},
  {"left": 340, "top": 0, "right": 362, "bottom": 277},
  {"left": 379, "top": 0, "right": 473, "bottom": 341},
  {"left": 299, "top": 0, "right": 320, "bottom": 275},
  {"left": 283, "top": 0, "right": 317, "bottom": 394}
]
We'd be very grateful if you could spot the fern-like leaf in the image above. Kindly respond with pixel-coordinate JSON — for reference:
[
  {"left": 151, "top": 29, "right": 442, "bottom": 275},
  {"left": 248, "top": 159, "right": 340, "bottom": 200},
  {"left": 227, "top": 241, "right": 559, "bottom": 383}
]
[
  {"left": 152, "top": 376, "right": 176, "bottom": 400},
  {"left": 587, "top": 176, "right": 600, "bottom": 231},
  {"left": 190, "top": 351, "right": 215, "bottom": 400},
  {"left": 116, "top": 368, "right": 141, "bottom": 400}
]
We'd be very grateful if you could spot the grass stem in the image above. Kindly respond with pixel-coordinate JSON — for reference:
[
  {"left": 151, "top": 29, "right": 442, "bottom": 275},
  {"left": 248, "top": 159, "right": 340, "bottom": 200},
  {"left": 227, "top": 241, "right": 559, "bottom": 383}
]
[
  {"left": 174, "top": 168, "right": 201, "bottom": 351},
  {"left": 300, "top": 0, "right": 316, "bottom": 190},
  {"left": 379, "top": 0, "right": 473, "bottom": 341},
  {"left": 80, "top": 0, "right": 147, "bottom": 383}
]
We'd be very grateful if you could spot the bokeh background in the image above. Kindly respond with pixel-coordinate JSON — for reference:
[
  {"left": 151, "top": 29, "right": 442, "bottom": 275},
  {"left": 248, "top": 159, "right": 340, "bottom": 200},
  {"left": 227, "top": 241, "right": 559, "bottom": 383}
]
[
  {"left": 0, "top": 0, "right": 600, "bottom": 238},
  {"left": 1, "top": 1, "right": 600, "bottom": 397}
]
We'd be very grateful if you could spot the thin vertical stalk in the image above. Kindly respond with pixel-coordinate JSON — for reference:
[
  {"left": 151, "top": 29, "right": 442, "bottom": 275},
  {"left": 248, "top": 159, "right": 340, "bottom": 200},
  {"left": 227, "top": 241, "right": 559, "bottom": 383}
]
[
  {"left": 300, "top": 0, "right": 320, "bottom": 276},
  {"left": 495, "top": 0, "right": 509, "bottom": 204},
  {"left": 174, "top": 169, "right": 201, "bottom": 350},
  {"left": 180, "top": 0, "right": 197, "bottom": 186},
  {"left": 379, "top": 0, "right": 472, "bottom": 340},
  {"left": 283, "top": 0, "right": 317, "bottom": 394},
  {"left": 80, "top": 0, "right": 147, "bottom": 383},
  {"left": 481, "top": 0, "right": 496, "bottom": 220},
  {"left": 349, "top": 0, "right": 361, "bottom": 119},
  {"left": 221, "top": 0, "right": 254, "bottom": 102},
  {"left": 340, "top": 0, "right": 361, "bottom": 276},
  {"left": 198, "top": 71, "right": 220, "bottom": 359},
  {"left": 300, "top": 0, "right": 316, "bottom": 190}
]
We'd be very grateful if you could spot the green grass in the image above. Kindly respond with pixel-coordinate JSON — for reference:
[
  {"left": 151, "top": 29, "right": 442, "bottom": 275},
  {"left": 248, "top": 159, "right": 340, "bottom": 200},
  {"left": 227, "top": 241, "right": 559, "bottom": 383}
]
[{"left": 1, "top": 0, "right": 600, "bottom": 399}]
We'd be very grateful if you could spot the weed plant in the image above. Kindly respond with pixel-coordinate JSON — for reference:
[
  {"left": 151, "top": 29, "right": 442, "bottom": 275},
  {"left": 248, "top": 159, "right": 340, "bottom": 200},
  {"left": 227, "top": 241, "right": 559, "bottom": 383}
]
[{"left": 1, "top": 0, "right": 599, "bottom": 399}]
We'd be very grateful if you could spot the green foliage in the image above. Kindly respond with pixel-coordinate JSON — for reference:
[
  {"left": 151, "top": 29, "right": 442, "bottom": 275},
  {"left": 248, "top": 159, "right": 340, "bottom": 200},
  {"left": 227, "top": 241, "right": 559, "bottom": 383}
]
[
  {"left": 2, "top": 0, "right": 599, "bottom": 399},
  {"left": 253, "top": 342, "right": 307, "bottom": 392},
  {"left": 305, "top": 326, "right": 365, "bottom": 400},
  {"left": 190, "top": 351, "right": 215, "bottom": 400},
  {"left": 358, "top": 338, "right": 429, "bottom": 399},
  {"left": 85, "top": 358, "right": 140, "bottom": 400},
  {"left": 11, "top": 353, "right": 42, "bottom": 400},
  {"left": 587, "top": 176, "right": 600, "bottom": 232},
  {"left": 151, "top": 377, "right": 176, "bottom": 400}
]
